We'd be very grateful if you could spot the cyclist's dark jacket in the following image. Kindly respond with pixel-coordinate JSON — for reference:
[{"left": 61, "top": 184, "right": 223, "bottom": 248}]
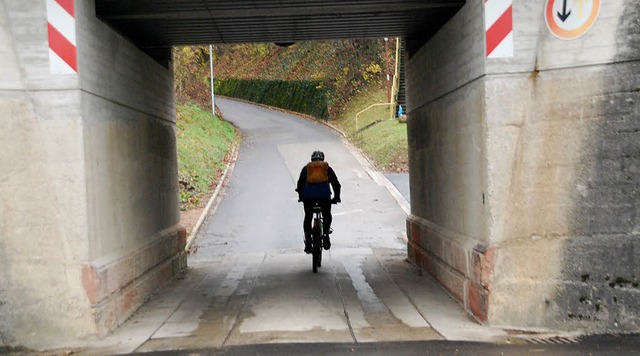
[{"left": 297, "top": 161, "right": 341, "bottom": 200}]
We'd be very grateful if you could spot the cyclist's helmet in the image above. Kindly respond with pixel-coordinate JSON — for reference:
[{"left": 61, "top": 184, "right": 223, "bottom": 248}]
[{"left": 311, "top": 151, "right": 325, "bottom": 161}]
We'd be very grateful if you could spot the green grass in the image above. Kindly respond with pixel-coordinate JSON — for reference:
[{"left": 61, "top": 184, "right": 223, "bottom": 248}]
[
  {"left": 177, "top": 103, "right": 237, "bottom": 209},
  {"left": 355, "top": 119, "right": 408, "bottom": 172},
  {"left": 334, "top": 84, "right": 408, "bottom": 172},
  {"left": 336, "top": 83, "right": 390, "bottom": 133}
]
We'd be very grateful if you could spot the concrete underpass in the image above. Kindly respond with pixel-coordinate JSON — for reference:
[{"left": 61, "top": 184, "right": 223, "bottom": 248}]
[
  {"left": 1, "top": 0, "right": 639, "bottom": 349},
  {"left": 83, "top": 97, "right": 503, "bottom": 353}
]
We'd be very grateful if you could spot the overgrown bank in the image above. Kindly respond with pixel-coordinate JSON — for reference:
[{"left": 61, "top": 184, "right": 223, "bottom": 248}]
[
  {"left": 211, "top": 41, "right": 390, "bottom": 118},
  {"left": 334, "top": 83, "right": 408, "bottom": 172},
  {"left": 176, "top": 103, "right": 237, "bottom": 210}
]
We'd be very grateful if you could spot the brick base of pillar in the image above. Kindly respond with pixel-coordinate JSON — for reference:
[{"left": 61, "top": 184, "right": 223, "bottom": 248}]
[
  {"left": 407, "top": 216, "right": 494, "bottom": 323},
  {"left": 81, "top": 225, "right": 187, "bottom": 335}
]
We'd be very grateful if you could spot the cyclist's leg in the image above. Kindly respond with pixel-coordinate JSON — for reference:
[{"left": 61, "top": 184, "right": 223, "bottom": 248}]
[
  {"left": 303, "top": 201, "right": 313, "bottom": 234},
  {"left": 302, "top": 201, "right": 314, "bottom": 253},
  {"left": 321, "top": 200, "right": 332, "bottom": 235},
  {"left": 321, "top": 200, "right": 332, "bottom": 249}
]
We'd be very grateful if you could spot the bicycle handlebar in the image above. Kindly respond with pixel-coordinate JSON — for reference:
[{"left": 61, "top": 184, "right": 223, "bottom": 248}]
[{"left": 297, "top": 199, "right": 340, "bottom": 204}]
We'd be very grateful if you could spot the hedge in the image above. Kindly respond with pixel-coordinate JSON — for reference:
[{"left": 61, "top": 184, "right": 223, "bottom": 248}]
[{"left": 214, "top": 78, "right": 331, "bottom": 119}]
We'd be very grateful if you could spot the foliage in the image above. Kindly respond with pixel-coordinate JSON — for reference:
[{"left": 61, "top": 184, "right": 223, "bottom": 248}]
[
  {"left": 173, "top": 46, "right": 212, "bottom": 107},
  {"left": 363, "top": 63, "right": 382, "bottom": 82},
  {"left": 214, "top": 78, "right": 331, "bottom": 118},
  {"left": 211, "top": 39, "right": 396, "bottom": 117},
  {"left": 176, "top": 103, "right": 237, "bottom": 209}
]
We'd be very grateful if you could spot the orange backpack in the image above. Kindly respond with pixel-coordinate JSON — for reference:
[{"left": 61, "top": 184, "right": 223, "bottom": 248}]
[{"left": 306, "top": 161, "right": 329, "bottom": 183}]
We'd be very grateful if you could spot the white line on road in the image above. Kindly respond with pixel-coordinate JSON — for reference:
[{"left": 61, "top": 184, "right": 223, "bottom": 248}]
[
  {"left": 216, "top": 265, "right": 247, "bottom": 297},
  {"left": 332, "top": 209, "right": 364, "bottom": 216},
  {"left": 343, "top": 256, "right": 387, "bottom": 314}
]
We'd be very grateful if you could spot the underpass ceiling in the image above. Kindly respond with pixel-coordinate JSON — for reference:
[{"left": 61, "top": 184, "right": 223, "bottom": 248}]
[{"left": 95, "top": 0, "right": 464, "bottom": 52}]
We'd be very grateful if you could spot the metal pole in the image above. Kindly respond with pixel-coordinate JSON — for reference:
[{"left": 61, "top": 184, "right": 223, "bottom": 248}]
[
  {"left": 209, "top": 45, "right": 215, "bottom": 116},
  {"left": 392, "top": 37, "right": 401, "bottom": 119},
  {"left": 384, "top": 37, "right": 390, "bottom": 104}
]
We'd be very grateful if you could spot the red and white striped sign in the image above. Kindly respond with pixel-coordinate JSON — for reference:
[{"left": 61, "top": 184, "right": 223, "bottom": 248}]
[
  {"left": 47, "top": 0, "right": 77, "bottom": 74},
  {"left": 485, "top": 0, "right": 513, "bottom": 58}
]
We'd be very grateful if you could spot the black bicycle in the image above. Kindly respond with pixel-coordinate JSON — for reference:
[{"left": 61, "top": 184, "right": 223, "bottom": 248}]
[{"left": 297, "top": 191, "right": 337, "bottom": 273}]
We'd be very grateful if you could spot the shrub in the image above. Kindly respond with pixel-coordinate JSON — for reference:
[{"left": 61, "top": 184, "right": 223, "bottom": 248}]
[{"left": 214, "top": 78, "right": 331, "bottom": 119}]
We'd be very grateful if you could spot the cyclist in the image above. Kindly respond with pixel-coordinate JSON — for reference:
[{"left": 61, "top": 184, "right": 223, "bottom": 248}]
[{"left": 296, "top": 151, "right": 341, "bottom": 253}]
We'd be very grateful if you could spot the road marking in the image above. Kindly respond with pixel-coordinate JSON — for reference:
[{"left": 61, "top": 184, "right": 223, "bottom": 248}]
[
  {"left": 333, "top": 209, "right": 364, "bottom": 216},
  {"left": 216, "top": 265, "right": 247, "bottom": 297},
  {"left": 343, "top": 257, "right": 387, "bottom": 314}
]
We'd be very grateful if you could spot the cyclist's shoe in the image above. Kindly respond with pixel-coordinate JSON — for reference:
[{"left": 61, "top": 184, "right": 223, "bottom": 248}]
[
  {"left": 304, "top": 238, "right": 312, "bottom": 254},
  {"left": 322, "top": 234, "right": 331, "bottom": 250}
]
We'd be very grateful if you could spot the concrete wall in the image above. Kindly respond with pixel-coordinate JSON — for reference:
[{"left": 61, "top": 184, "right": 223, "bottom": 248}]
[
  {"left": 0, "top": 0, "right": 185, "bottom": 348},
  {"left": 0, "top": 0, "right": 92, "bottom": 347},
  {"left": 77, "top": 0, "right": 186, "bottom": 339},
  {"left": 78, "top": 0, "right": 179, "bottom": 260},
  {"left": 406, "top": 0, "right": 490, "bottom": 319},
  {"left": 407, "top": 0, "right": 640, "bottom": 332}
]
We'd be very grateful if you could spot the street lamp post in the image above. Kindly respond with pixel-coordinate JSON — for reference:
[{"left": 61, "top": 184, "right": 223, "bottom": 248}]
[
  {"left": 209, "top": 45, "right": 215, "bottom": 116},
  {"left": 384, "top": 37, "right": 390, "bottom": 104}
]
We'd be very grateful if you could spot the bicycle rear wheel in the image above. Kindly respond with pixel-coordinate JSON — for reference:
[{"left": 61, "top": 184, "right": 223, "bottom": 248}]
[{"left": 312, "top": 221, "right": 322, "bottom": 273}]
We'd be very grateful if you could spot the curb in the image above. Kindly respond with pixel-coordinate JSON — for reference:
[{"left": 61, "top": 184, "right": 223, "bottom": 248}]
[
  {"left": 337, "top": 134, "right": 411, "bottom": 217},
  {"left": 319, "top": 113, "right": 411, "bottom": 218},
  {"left": 185, "top": 142, "right": 240, "bottom": 251}
]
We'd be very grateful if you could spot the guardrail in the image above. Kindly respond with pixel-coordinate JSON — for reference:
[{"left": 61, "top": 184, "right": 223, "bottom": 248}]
[
  {"left": 355, "top": 103, "right": 393, "bottom": 132},
  {"left": 355, "top": 37, "right": 402, "bottom": 133}
]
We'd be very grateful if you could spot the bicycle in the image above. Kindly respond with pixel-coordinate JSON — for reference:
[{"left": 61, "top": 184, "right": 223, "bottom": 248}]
[
  {"left": 309, "top": 201, "right": 338, "bottom": 273},
  {"left": 297, "top": 192, "right": 338, "bottom": 273},
  {"left": 310, "top": 203, "right": 325, "bottom": 273}
]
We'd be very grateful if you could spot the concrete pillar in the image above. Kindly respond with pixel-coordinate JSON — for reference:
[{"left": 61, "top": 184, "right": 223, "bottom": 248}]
[
  {"left": 406, "top": 0, "right": 640, "bottom": 332},
  {"left": 0, "top": 0, "right": 185, "bottom": 348}
]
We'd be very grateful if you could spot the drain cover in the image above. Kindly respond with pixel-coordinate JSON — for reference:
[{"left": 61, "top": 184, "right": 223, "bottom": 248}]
[{"left": 525, "top": 336, "right": 581, "bottom": 345}]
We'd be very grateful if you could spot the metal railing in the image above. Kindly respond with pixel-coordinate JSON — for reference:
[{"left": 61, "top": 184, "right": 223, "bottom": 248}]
[
  {"left": 355, "top": 103, "right": 393, "bottom": 132},
  {"left": 354, "top": 38, "right": 402, "bottom": 132}
]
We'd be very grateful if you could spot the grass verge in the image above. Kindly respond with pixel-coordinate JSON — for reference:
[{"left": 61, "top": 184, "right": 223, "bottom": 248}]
[
  {"left": 334, "top": 83, "right": 408, "bottom": 172},
  {"left": 177, "top": 102, "right": 238, "bottom": 210}
]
